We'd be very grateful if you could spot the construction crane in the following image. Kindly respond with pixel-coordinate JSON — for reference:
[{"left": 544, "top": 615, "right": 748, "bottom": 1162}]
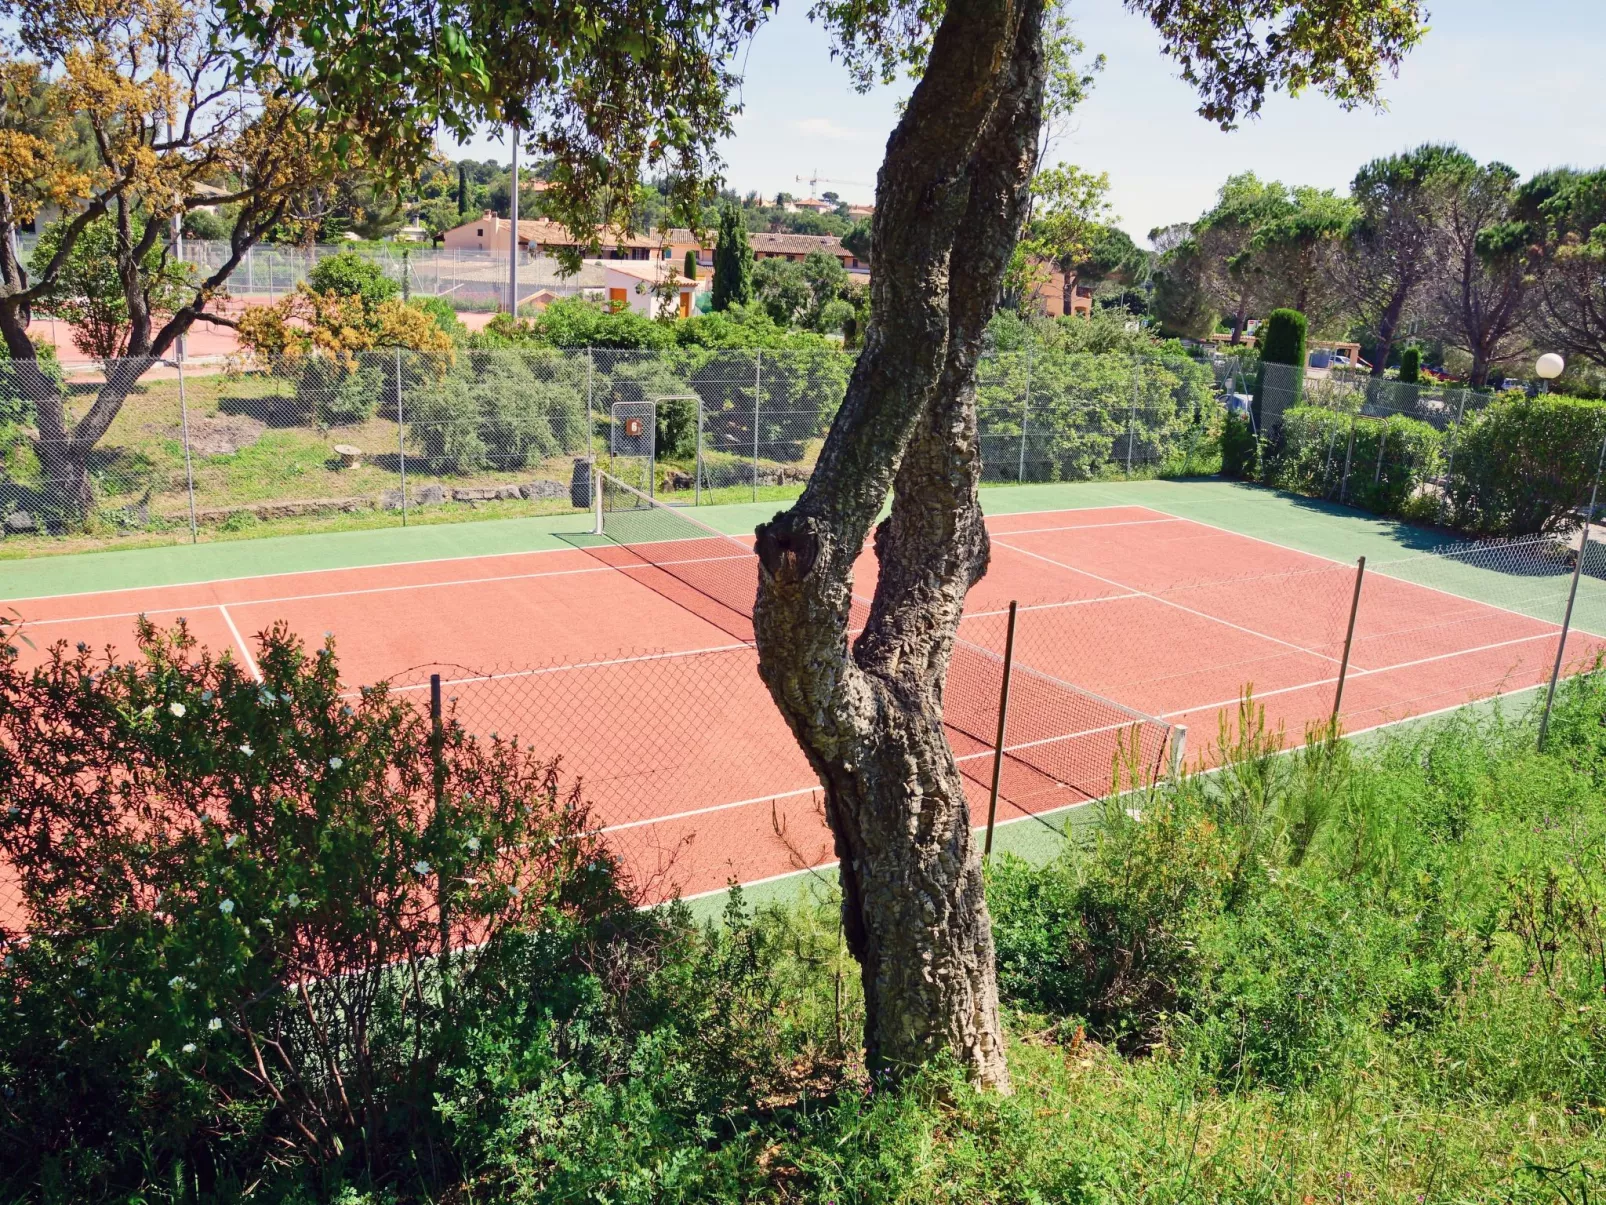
[{"left": 795, "top": 170, "right": 871, "bottom": 196}]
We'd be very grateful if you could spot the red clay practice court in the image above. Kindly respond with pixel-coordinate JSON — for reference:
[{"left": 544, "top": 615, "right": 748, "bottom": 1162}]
[{"left": 5, "top": 502, "right": 1599, "bottom": 903}]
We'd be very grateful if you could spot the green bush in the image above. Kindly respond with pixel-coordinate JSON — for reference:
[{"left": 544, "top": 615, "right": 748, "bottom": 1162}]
[
  {"left": 0, "top": 619, "right": 624, "bottom": 1202},
  {"left": 1446, "top": 393, "right": 1606, "bottom": 535},
  {"left": 306, "top": 250, "right": 399, "bottom": 311},
  {"left": 408, "top": 295, "right": 468, "bottom": 342},
  {"left": 408, "top": 352, "right": 586, "bottom": 473},
  {"left": 1220, "top": 410, "right": 1258, "bottom": 479},
  {"left": 1269, "top": 405, "right": 1442, "bottom": 513},
  {"left": 1399, "top": 345, "right": 1421, "bottom": 384}
]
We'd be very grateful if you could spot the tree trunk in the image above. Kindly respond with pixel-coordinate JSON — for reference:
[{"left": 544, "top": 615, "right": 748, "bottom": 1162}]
[{"left": 751, "top": 0, "right": 1044, "bottom": 1092}]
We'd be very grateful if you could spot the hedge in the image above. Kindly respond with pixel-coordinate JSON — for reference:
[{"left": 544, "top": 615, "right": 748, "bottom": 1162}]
[
  {"left": 1268, "top": 406, "right": 1442, "bottom": 515},
  {"left": 1446, "top": 394, "right": 1606, "bottom": 535}
]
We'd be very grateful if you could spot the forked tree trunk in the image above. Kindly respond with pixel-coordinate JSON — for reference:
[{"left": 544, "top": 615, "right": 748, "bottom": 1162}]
[{"left": 751, "top": 0, "right": 1044, "bottom": 1092}]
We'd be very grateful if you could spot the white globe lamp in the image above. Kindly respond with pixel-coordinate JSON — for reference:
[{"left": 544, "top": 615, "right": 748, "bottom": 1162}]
[{"left": 1536, "top": 352, "right": 1565, "bottom": 388}]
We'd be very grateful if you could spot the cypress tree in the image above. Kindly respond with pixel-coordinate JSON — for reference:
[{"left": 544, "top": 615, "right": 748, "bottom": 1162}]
[
  {"left": 1399, "top": 345, "right": 1421, "bottom": 384},
  {"left": 684, "top": 248, "right": 698, "bottom": 280},
  {"left": 1252, "top": 307, "right": 1308, "bottom": 429},
  {"left": 456, "top": 163, "right": 468, "bottom": 216},
  {"left": 711, "top": 202, "right": 753, "bottom": 311}
]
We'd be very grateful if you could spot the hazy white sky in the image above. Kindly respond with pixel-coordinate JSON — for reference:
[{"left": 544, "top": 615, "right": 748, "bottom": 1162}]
[{"left": 445, "top": 0, "right": 1606, "bottom": 243}]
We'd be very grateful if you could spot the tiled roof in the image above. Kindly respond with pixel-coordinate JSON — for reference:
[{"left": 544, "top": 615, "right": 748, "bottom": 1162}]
[{"left": 749, "top": 232, "right": 850, "bottom": 257}]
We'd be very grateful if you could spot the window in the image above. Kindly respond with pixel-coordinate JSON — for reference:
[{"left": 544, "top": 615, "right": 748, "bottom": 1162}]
[{"left": 476, "top": 228, "right": 484, "bottom": 237}]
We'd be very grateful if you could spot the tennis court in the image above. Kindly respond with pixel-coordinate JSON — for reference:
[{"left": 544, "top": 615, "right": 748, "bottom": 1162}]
[{"left": 4, "top": 484, "right": 1600, "bottom": 904}]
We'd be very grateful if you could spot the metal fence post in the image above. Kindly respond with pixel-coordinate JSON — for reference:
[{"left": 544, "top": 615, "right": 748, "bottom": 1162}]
[
  {"left": 585, "top": 347, "right": 595, "bottom": 462},
  {"left": 1538, "top": 435, "right": 1606, "bottom": 750},
  {"left": 695, "top": 392, "right": 704, "bottom": 506},
  {"left": 1126, "top": 360, "right": 1139, "bottom": 476},
  {"left": 1339, "top": 415, "right": 1357, "bottom": 504},
  {"left": 984, "top": 600, "right": 1019, "bottom": 859},
  {"left": 176, "top": 356, "right": 198, "bottom": 544},
  {"left": 1018, "top": 341, "right": 1031, "bottom": 483},
  {"left": 396, "top": 347, "right": 408, "bottom": 527},
  {"left": 752, "top": 348, "right": 762, "bottom": 502},
  {"left": 1332, "top": 556, "right": 1367, "bottom": 721},
  {"left": 1441, "top": 390, "right": 1468, "bottom": 521}
]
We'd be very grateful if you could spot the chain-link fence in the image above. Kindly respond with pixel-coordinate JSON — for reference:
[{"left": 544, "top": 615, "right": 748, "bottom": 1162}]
[
  {"left": 173, "top": 242, "right": 609, "bottom": 312},
  {"left": 0, "top": 346, "right": 1225, "bottom": 548}
]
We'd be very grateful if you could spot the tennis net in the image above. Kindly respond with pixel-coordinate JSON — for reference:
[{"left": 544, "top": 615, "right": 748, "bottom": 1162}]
[{"left": 581, "top": 470, "right": 1178, "bottom": 813}]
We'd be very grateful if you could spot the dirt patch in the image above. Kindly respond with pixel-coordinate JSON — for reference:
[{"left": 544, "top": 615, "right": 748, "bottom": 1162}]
[{"left": 158, "top": 414, "right": 266, "bottom": 457}]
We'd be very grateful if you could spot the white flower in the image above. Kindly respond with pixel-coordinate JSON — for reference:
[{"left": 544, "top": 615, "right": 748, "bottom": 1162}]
[
  {"left": 238, "top": 743, "right": 254, "bottom": 757},
  {"left": 208, "top": 1017, "right": 223, "bottom": 1032},
  {"left": 218, "top": 899, "right": 235, "bottom": 915},
  {"left": 286, "top": 893, "right": 300, "bottom": 908},
  {"left": 57, "top": 1040, "right": 67, "bottom": 1051},
  {"left": 145, "top": 1070, "right": 157, "bottom": 1082},
  {"left": 257, "top": 688, "right": 275, "bottom": 705},
  {"left": 181, "top": 1043, "right": 196, "bottom": 1054},
  {"left": 168, "top": 975, "right": 187, "bottom": 990},
  {"left": 328, "top": 757, "right": 343, "bottom": 770},
  {"left": 225, "top": 834, "right": 239, "bottom": 849},
  {"left": 466, "top": 837, "right": 480, "bottom": 855},
  {"left": 413, "top": 860, "right": 432, "bottom": 876},
  {"left": 169, "top": 701, "right": 186, "bottom": 718}
]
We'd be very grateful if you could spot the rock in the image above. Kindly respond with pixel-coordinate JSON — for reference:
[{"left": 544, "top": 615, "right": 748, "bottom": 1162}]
[
  {"left": 380, "top": 489, "right": 406, "bottom": 510},
  {"left": 452, "top": 487, "right": 498, "bottom": 502},
  {"left": 4, "top": 511, "right": 36, "bottom": 533},
  {"left": 495, "top": 485, "right": 522, "bottom": 501},
  {"left": 415, "top": 484, "right": 445, "bottom": 505},
  {"left": 521, "top": 478, "right": 568, "bottom": 501}
]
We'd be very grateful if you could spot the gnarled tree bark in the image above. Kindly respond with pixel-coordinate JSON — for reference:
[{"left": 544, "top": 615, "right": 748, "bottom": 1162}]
[{"left": 751, "top": 0, "right": 1044, "bottom": 1091}]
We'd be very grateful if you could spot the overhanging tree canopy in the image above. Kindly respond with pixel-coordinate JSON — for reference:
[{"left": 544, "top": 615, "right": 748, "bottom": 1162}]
[{"left": 232, "top": 0, "right": 1426, "bottom": 1087}]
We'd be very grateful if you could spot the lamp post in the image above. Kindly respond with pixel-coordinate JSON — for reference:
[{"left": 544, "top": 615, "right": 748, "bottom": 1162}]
[{"left": 1536, "top": 352, "right": 1565, "bottom": 394}]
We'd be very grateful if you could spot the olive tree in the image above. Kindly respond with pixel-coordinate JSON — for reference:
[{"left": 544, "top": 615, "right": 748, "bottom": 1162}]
[{"left": 229, "top": 0, "right": 1425, "bottom": 1088}]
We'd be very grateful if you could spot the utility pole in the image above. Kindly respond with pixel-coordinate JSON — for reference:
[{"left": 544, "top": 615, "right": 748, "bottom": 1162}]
[{"left": 508, "top": 121, "right": 520, "bottom": 316}]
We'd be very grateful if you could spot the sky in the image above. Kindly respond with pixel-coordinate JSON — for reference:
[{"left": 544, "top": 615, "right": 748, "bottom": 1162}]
[{"left": 444, "top": 0, "right": 1606, "bottom": 244}]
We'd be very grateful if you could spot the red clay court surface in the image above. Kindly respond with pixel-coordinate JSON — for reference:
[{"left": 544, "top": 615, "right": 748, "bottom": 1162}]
[{"left": 5, "top": 504, "right": 1600, "bottom": 906}]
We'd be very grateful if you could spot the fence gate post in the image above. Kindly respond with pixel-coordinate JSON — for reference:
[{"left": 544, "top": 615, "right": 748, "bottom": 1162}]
[
  {"left": 176, "top": 356, "right": 198, "bottom": 544},
  {"left": 752, "top": 348, "right": 762, "bottom": 502},
  {"left": 585, "top": 348, "right": 595, "bottom": 467},
  {"left": 396, "top": 347, "right": 408, "bottom": 527},
  {"left": 1538, "top": 435, "right": 1606, "bottom": 751},
  {"left": 1018, "top": 340, "right": 1031, "bottom": 483}
]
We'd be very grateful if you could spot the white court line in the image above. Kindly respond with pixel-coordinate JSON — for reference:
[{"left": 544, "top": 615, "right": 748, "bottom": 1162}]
[
  {"left": 216, "top": 604, "right": 263, "bottom": 682},
  {"left": 383, "top": 643, "right": 754, "bottom": 693},
  {"left": 599, "top": 784, "right": 822, "bottom": 834},
  {"left": 1155, "top": 629, "right": 1564, "bottom": 721},
  {"left": 985, "top": 516, "right": 1185, "bottom": 537},
  {"left": 992, "top": 536, "right": 1350, "bottom": 666},
  {"left": 964, "top": 594, "right": 1140, "bottom": 619}
]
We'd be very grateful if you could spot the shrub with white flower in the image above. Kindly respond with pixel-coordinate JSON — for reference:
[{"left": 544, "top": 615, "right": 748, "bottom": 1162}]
[
  {"left": 218, "top": 899, "right": 235, "bottom": 916},
  {"left": 208, "top": 1017, "right": 223, "bottom": 1032},
  {"left": 168, "top": 701, "right": 186, "bottom": 717},
  {"left": 328, "top": 756, "right": 343, "bottom": 770},
  {"left": 413, "top": 860, "right": 432, "bottom": 876}
]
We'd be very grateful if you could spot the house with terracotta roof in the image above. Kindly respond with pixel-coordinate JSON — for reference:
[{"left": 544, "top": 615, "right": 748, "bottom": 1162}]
[
  {"left": 441, "top": 213, "right": 704, "bottom": 266},
  {"left": 1028, "top": 262, "right": 1094, "bottom": 319},
  {"left": 749, "top": 232, "right": 867, "bottom": 274},
  {"left": 597, "top": 259, "right": 709, "bottom": 319}
]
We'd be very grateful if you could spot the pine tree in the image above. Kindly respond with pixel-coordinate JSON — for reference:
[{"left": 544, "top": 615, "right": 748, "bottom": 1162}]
[{"left": 711, "top": 202, "right": 753, "bottom": 311}]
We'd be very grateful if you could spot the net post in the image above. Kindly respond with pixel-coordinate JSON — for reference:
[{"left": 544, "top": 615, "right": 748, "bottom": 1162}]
[
  {"left": 592, "top": 465, "right": 604, "bottom": 534},
  {"left": 176, "top": 355, "right": 198, "bottom": 544},
  {"left": 429, "top": 674, "right": 450, "bottom": 980},
  {"left": 1169, "top": 724, "right": 1187, "bottom": 782},
  {"left": 1332, "top": 555, "right": 1367, "bottom": 722},
  {"left": 1538, "top": 436, "right": 1605, "bottom": 750},
  {"left": 396, "top": 347, "right": 408, "bottom": 527},
  {"left": 984, "top": 600, "right": 1019, "bottom": 860}
]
